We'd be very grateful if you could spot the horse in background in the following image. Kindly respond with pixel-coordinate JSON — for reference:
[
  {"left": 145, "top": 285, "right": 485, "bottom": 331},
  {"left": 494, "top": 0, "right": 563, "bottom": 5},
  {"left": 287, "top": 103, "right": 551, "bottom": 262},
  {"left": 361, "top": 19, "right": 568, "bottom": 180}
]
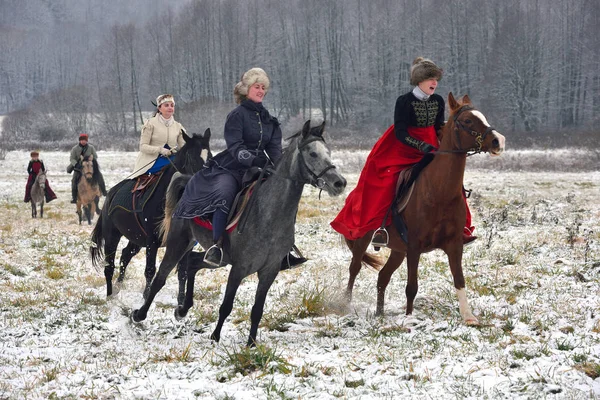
[
  {"left": 132, "top": 121, "right": 347, "bottom": 347},
  {"left": 76, "top": 155, "right": 102, "bottom": 225},
  {"left": 344, "top": 93, "right": 506, "bottom": 325},
  {"left": 90, "top": 130, "right": 212, "bottom": 300},
  {"left": 30, "top": 170, "right": 47, "bottom": 218}
]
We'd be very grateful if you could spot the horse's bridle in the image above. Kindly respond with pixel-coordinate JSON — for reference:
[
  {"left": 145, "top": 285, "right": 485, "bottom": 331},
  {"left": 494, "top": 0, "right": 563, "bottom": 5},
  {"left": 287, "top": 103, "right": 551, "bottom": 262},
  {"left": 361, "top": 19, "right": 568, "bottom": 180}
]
[
  {"left": 296, "top": 136, "right": 337, "bottom": 191},
  {"left": 450, "top": 105, "right": 495, "bottom": 155}
]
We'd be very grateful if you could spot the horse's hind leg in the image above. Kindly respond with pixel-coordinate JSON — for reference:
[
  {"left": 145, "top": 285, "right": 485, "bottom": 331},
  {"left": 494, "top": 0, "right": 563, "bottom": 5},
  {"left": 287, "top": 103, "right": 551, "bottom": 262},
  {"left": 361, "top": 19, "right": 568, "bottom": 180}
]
[
  {"left": 376, "top": 250, "right": 405, "bottom": 316},
  {"left": 113, "top": 242, "right": 140, "bottom": 295},
  {"left": 40, "top": 203, "right": 43, "bottom": 218},
  {"left": 31, "top": 203, "right": 35, "bottom": 218},
  {"left": 175, "top": 251, "right": 203, "bottom": 319},
  {"left": 247, "top": 265, "right": 279, "bottom": 347},
  {"left": 405, "top": 249, "right": 421, "bottom": 316},
  {"left": 142, "top": 233, "right": 161, "bottom": 300},
  {"left": 345, "top": 236, "right": 371, "bottom": 302},
  {"left": 211, "top": 267, "right": 245, "bottom": 343}
]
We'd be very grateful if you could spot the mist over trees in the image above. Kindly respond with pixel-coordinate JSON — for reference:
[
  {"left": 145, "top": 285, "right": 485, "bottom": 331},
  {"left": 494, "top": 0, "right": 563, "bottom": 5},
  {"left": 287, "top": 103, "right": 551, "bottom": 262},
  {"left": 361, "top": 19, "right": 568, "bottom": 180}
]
[{"left": 1, "top": 0, "right": 598, "bottom": 150}]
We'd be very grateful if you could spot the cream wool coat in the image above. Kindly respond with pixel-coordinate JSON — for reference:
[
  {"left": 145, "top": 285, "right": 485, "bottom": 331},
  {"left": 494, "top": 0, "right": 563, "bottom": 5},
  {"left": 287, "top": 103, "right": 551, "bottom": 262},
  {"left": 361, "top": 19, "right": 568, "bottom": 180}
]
[{"left": 132, "top": 115, "right": 186, "bottom": 178}]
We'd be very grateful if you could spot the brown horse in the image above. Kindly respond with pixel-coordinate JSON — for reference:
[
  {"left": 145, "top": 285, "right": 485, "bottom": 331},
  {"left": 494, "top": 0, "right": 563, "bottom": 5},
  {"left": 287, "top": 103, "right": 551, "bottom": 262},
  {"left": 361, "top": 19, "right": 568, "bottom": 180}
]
[
  {"left": 345, "top": 93, "right": 505, "bottom": 325},
  {"left": 77, "top": 155, "right": 102, "bottom": 225}
]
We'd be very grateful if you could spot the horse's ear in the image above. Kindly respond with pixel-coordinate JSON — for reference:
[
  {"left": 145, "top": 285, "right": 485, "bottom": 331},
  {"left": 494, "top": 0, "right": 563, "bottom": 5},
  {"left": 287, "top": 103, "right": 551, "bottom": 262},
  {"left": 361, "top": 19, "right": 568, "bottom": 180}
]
[
  {"left": 462, "top": 94, "right": 472, "bottom": 104},
  {"left": 315, "top": 120, "right": 326, "bottom": 137},
  {"left": 203, "top": 128, "right": 211, "bottom": 140},
  {"left": 447, "top": 92, "right": 459, "bottom": 111},
  {"left": 302, "top": 120, "right": 311, "bottom": 138}
]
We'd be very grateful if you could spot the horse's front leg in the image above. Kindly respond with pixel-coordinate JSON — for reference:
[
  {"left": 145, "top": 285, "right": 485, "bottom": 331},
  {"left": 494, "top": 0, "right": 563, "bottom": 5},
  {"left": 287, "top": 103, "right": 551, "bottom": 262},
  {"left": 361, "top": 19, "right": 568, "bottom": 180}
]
[
  {"left": 31, "top": 202, "right": 36, "bottom": 218},
  {"left": 376, "top": 250, "right": 406, "bottom": 316},
  {"left": 247, "top": 264, "right": 279, "bottom": 347},
  {"left": 405, "top": 248, "right": 421, "bottom": 315},
  {"left": 446, "top": 245, "right": 479, "bottom": 325},
  {"left": 40, "top": 202, "right": 44, "bottom": 218},
  {"left": 132, "top": 237, "right": 188, "bottom": 322},
  {"left": 211, "top": 265, "right": 245, "bottom": 343}
]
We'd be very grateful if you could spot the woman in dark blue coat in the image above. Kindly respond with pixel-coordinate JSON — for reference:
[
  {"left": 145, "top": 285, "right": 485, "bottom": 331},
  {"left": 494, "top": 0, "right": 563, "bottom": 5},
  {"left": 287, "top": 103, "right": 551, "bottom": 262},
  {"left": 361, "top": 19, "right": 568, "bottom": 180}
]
[{"left": 175, "top": 68, "right": 306, "bottom": 268}]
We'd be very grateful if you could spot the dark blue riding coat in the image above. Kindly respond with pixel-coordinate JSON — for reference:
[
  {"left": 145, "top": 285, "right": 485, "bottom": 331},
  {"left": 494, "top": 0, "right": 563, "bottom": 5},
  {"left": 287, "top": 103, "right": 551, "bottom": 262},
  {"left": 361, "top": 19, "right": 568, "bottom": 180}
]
[{"left": 173, "top": 100, "right": 282, "bottom": 219}]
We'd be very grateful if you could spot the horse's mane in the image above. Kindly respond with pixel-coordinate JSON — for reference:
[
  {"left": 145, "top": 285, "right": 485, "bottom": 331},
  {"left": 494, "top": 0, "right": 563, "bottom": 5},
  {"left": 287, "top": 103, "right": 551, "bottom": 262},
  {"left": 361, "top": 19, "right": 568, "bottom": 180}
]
[{"left": 89, "top": 158, "right": 102, "bottom": 183}]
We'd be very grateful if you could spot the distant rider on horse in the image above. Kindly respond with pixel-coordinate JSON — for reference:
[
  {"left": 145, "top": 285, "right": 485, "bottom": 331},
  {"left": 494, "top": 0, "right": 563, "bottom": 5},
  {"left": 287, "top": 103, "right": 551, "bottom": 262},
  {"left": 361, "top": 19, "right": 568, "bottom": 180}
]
[
  {"left": 68, "top": 133, "right": 107, "bottom": 203},
  {"left": 24, "top": 150, "right": 57, "bottom": 203}
]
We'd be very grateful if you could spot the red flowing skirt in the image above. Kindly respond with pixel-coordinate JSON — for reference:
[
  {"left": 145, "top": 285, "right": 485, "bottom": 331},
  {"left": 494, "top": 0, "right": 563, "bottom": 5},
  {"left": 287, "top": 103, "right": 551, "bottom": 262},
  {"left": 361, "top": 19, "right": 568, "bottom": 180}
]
[{"left": 331, "top": 125, "right": 439, "bottom": 240}]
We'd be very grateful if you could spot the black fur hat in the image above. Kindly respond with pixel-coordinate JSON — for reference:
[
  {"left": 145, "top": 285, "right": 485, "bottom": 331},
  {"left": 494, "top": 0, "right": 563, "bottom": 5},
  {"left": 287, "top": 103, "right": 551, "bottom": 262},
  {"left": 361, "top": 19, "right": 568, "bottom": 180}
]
[{"left": 410, "top": 57, "right": 443, "bottom": 86}]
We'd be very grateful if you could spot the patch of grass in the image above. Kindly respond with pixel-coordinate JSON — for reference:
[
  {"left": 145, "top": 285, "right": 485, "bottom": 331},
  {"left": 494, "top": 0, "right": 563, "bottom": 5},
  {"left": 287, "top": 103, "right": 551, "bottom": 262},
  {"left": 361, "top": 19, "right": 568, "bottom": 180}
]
[
  {"left": 149, "top": 342, "right": 194, "bottom": 363},
  {"left": 261, "top": 312, "right": 295, "bottom": 332},
  {"left": 296, "top": 287, "right": 328, "bottom": 318},
  {"left": 501, "top": 319, "right": 515, "bottom": 334},
  {"left": 574, "top": 362, "right": 600, "bottom": 379},
  {"left": 80, "top": 293, "right": 105, "bottom": 306},
  {"left": 190, "top": 306, "right": 218, "bottom": 325},
  {"left": 46, "top": 267, "right": 65, "bottom": 280},
  {"left": 315, "top": 319, "right": 342, "bottom": 338},
  {"left": 555, "top": 338, "right": 576, "bottom": 351},
  {"left": 42, "top": 364, "right": 60, "bottom": 382},
  {"left": 2, "top": 262, "right": 26, "bottom": 276},
  {"left": 510, "top": 348, "right": 536, "bottom": 361},
  {"left": 345, "top": 377, "right": 365, "bottom": 388},
  {"left": 220, "top": 343, "right": 291, "bottom": 376}
]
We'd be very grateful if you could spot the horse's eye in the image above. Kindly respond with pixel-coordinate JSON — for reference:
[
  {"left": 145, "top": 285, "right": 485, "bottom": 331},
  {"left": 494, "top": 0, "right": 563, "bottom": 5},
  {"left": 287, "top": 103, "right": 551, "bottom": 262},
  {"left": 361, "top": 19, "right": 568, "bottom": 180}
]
[
  {"left": 310, "top": 152, "right": 317, "bottom": 157},
  {"left": 464, "top": 119, "right": 472, "bottom": 124}
]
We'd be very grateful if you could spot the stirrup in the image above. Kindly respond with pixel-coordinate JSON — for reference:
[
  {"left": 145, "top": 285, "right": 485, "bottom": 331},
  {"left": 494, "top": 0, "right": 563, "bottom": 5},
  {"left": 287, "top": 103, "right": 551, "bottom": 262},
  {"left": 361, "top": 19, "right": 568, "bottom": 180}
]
[
  {"left": 371, "top": 228, "right": 389, "bottom": 251},
  {"left": 203, "top": 244, "right": 223, "bottom": 267}
]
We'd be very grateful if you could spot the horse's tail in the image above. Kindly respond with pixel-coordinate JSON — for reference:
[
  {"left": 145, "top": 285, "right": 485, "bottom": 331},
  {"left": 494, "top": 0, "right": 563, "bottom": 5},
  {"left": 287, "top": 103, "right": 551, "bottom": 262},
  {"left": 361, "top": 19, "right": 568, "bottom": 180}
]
[
  {"left": 159, "top": 172, "right": 191, "bottom": 246},
  {"left": 90, "top": 212, "right": 104, "bottom": 270},
  {"left": 344, "top": 237, "right": 383, "bottom": 271}
]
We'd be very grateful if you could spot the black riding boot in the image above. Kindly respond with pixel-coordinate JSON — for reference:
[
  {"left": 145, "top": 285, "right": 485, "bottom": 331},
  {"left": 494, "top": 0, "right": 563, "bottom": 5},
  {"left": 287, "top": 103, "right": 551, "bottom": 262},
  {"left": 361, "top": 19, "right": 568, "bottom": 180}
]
[
  {"left": 71, "top": 174, "right": 78, "bottom": 203},
  {"left": 280, "top": 246, "right": 308, "bottom": 271},
  {"left": 204, "top": 209, "right": 228, "bottom": 267}
]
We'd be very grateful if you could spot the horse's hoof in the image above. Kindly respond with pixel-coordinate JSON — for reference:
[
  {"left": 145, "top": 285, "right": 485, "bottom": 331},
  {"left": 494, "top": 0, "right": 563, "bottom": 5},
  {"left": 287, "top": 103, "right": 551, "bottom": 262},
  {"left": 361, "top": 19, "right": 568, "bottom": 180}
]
[
  {"left": 131, "top": 309, "right": 145, "bottom": 322},
  {"left": 174, "top": 307, "right": 187, "bottom": 321},
  {"left": 210, "top": 331, "right": 220, "bottom": 343}
]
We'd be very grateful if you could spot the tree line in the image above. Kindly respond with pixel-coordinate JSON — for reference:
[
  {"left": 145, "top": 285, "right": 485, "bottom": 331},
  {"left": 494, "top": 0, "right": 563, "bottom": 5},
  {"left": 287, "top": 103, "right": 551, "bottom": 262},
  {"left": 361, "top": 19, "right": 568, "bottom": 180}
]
[{"left": 1, "top": 0, "right": 598, "bottom": 151}]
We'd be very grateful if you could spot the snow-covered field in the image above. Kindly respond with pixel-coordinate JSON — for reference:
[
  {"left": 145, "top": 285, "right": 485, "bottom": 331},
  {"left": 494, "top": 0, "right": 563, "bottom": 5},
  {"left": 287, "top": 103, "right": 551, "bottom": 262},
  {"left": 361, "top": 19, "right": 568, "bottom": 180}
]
[{"left": 0, "top": 149, "right": 599, "bottom": 399}]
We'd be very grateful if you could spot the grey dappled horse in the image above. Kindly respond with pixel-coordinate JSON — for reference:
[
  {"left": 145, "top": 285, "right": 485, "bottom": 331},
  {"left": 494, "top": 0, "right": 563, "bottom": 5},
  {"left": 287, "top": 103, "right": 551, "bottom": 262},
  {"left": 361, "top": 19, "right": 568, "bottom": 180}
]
[
  {"left": 30, "top": 170, "right": 46, "bottom": 218},
  {"left": 132, "top": 121, "right": 347, "bottom": 346}
]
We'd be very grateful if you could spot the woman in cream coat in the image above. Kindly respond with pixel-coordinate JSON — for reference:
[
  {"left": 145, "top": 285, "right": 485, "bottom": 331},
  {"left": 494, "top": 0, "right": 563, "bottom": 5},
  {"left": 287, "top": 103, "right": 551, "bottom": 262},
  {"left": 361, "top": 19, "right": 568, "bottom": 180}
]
[{"left": 131, "top": 94, "right": 186, "bottom": 179}]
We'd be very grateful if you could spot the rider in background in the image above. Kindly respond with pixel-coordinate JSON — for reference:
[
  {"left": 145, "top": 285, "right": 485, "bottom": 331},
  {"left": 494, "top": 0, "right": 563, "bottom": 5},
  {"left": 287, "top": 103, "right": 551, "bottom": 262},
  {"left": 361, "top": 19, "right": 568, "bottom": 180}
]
[
  {"left": 331, "top": 56, "right": 477, "bottom": 245},
  {"left": 24, "top": 150, "right": 57, "bottom": 203},
  {"left": 68, "top": 133, "right": 107, "bottom": 203},
  {"left": 131, "top": 94, "right": 186, "bottom": 179},
  {"left": 173, "top": 67, "right": 307, "bottom": 268}
]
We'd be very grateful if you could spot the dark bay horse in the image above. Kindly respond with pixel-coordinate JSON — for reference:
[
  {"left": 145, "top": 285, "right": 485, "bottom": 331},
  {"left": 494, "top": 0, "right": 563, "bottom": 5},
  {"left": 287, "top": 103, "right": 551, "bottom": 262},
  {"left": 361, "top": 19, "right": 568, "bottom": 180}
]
[
  {"left": 90, "top": 130, "right": 212, "bottom": 299},
  {"left": 132, "top": 121, "right": 347, "bottom": 346},
  {"left": 345, "top": 93, "right": 506, "bottom": 325},
  {"left": 77, "top": 156, "right": 102, "bottom": 225},
  {"left": 30, "top": 170, "right": 46, "bottom": 218}
]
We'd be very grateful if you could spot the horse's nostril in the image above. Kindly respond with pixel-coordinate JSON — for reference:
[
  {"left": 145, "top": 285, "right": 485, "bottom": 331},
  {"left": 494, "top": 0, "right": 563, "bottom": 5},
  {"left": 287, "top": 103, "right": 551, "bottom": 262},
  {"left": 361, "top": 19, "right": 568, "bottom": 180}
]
[
  {"left": 335, "top": 178, "right": 347, "bottom": 188},
  {"left": 492, "top": 138, "right": 499, "bottom": 148}
]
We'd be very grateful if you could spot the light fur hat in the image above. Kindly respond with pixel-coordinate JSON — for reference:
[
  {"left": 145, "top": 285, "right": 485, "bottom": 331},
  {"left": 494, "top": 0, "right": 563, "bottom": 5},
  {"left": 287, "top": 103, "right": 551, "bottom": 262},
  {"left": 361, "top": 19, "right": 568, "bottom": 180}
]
[
  {"left": 156, "top": 94, "right": 175, "bottom": 107},
  {"left": 233, "top": 68, "right": 270, "bottom": 104},
  {"left": 410, "top": 57, "right": 443, "bottom": 86}
]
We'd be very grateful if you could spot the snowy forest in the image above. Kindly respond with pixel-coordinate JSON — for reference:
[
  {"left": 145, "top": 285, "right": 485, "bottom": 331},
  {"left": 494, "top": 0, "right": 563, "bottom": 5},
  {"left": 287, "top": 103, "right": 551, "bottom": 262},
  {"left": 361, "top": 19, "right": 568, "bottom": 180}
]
[{"left": 1, "top": 0, "right": 599, "bottom": 152}]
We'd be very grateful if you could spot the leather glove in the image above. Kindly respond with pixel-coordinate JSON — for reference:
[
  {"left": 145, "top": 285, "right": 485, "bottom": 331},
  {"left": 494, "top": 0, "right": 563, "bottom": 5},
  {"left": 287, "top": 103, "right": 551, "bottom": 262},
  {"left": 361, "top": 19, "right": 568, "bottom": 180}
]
[
  {"left": 251, "top": 153, "right": 268, "bottom": 168},
  {"left": 159, "top": 147, "right": 172, "bottom": 156},
  {"left": 420, "top": 143, "right": 437, "bottom": 153}
]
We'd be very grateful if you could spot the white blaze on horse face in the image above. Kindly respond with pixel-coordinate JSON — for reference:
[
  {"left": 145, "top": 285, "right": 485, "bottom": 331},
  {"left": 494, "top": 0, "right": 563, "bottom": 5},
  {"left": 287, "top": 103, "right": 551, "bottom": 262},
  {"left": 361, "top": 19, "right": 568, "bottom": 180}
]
[
  {"left": 472, "top": 110, "right": 505, "bottom": 156},
  {"left": 201, "top": 149, "right": 209, "bottom": 163}
]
